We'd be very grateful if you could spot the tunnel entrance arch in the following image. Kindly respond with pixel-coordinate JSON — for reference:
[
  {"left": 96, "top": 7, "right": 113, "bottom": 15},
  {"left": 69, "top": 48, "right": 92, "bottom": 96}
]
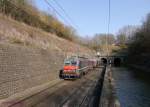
[
  {"left": 101, "top": 58, "right": 107, "bottom": 65},
  {"left": 114, "top": 57, "right": 121, "bottom": 66}
]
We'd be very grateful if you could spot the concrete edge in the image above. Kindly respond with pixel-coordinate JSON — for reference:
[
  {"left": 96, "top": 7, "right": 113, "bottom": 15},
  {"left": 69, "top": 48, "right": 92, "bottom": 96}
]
[{"left": 99, "top": 66, "right": 121, "bottom": 107}]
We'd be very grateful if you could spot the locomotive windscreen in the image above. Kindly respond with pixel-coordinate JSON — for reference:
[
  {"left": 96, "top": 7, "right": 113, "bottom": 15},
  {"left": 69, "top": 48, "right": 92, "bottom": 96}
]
[{"left": 64, "top": 57, "right": 77, "bottom": 66}]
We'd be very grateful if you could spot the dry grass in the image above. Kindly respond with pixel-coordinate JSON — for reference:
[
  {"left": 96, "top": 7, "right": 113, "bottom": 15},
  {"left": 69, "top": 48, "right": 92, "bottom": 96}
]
[
  {"left": 10, "top": 37, "right": 24, "bottom": 44},
  {"left": 0, "top": 14, "right": 94, "bottom": 56}
]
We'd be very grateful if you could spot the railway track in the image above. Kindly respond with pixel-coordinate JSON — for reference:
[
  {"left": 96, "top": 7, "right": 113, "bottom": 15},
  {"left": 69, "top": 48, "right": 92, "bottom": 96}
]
[
  {"left": 61, "top": 68, "right": 101, "bottom": 107},
  {"left": 2, "top": 79, "right": 64, "bottom": 107},
  {"left": 34, "top": 68, "right": 102, "bottom": 107},
  {"left": 61, "top": 78, "right": 97, "bottom": 107},
  {"left": 2, "top": 68, "right": 103, "bottom": 107}
]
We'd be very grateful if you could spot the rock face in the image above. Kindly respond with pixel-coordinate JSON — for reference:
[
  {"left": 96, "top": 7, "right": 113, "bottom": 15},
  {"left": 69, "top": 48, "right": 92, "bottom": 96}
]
[{"left": 0, "top": 14, "right": 94, "bottom": 99}]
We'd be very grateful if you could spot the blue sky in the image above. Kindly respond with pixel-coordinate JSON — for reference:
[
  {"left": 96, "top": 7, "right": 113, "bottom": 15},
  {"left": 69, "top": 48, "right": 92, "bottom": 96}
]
[{"left": 34, "top": 0, "right": 150, "bottom": 37}]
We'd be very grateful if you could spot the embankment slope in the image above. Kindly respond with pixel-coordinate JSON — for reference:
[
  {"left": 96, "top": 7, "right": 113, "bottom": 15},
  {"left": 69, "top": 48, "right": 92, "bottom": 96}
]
[{"left": 0, "top": 14, "right": 94, "bottom": 99}]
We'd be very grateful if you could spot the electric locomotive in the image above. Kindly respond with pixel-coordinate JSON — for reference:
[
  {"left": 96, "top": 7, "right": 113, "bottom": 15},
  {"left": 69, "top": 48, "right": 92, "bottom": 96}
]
[{"left": 59, "top": 56, "right": 95, "bottom": 79}]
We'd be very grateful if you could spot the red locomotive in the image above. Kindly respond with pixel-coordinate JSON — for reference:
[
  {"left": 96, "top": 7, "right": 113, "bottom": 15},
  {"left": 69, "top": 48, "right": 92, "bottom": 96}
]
[{"left": 59, "top": 56, "right": 97, "bottom": 79}]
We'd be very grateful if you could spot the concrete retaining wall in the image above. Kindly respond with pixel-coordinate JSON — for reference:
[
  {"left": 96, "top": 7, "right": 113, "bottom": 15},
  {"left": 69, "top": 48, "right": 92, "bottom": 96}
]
[{"left": 99, "top": 66, "right": 120, "bottom": 107}]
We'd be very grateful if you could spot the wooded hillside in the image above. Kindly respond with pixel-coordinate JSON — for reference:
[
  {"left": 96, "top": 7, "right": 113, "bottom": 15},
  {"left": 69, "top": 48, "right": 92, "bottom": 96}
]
[{"left": 0, "top": 0, "right": 77, "bottom": 41}]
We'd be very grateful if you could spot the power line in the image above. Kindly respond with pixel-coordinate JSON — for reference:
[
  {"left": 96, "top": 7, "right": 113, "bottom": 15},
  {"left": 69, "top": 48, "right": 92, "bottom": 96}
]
[
  {"left": 52, "top": 0, "right": 80, "bottom": 55},
  {"left": 108, "top": 0, "right": 111, "bottom": 34},
  {"left": 44, "top": 0, "right": 73, "bottom": 27},
  {"left": 106, "top": 0, "right": 111, "bottom": 56},
  {"left": 52, "top": 0, "right": 80, "bottom": 30},
  {"left": 44, "top": 0, "right": 80, "bottom": 56}
]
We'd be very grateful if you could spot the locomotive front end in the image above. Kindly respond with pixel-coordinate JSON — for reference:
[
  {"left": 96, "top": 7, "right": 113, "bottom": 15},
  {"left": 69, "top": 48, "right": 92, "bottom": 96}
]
[{"left": 61, "top": 57, "right": 80, "bottom": 79}]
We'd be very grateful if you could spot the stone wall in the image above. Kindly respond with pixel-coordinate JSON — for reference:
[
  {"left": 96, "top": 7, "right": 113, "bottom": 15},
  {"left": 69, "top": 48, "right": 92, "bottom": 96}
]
[{"left": 0, "top": 43, "right": 64, "bottom": 99}]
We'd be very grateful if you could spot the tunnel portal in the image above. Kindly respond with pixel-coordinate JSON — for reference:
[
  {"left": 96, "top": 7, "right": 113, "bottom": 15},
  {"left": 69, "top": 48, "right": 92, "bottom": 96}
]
[
  {"left": 101, "top": 58, "right": 107, "bottom": 65},
  {"left": 114, "top": 57, "right": 121, "bottom": 66}
]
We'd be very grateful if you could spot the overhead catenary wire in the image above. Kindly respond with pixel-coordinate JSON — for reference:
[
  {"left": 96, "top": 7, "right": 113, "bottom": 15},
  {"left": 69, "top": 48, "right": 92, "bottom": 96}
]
[
  {"left": 106, "top": 0, "right": 111, "bottom": 56},
  {"left": 44, "top": 0, "right": 73, "bottom": 27},
  {"left": 52, "top": 0, "right": 80, "bottom": 30},
  {"left": 51, "top": 0, "right": 81, "bottom": 56},
  {"left": 44, "top": 0, "right": 81, "bottom": 56},
  {"left": 108, "top": 0, "right": 111, "bottom": 34}
]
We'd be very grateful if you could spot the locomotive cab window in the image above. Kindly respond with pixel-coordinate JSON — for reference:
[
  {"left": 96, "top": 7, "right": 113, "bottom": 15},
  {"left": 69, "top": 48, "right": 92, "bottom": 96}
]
[
  {"left": 64, "top": 60, "right": 71, "bottom": 65},
  {"left": 71, "top": 61, "right": 77, "bottom": 66},
  {"left": 64, "top": 57, "right": 77, "bottom": 66}
]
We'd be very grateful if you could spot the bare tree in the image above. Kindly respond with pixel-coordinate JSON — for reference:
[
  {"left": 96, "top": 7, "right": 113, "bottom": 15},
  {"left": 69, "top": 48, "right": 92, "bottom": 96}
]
[{"left": 117, "top": 25, "right": 138, "bottom": 45}]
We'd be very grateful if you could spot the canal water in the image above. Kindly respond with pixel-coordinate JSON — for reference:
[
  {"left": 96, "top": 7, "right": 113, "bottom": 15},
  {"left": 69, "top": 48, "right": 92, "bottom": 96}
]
[{"left": 112, "top": 67, "right": 150, "bottom": 107}]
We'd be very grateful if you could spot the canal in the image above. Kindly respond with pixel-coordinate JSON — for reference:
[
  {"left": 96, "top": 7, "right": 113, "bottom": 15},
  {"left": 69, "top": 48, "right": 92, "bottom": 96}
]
[{"left": 112, "top": 67, "right": 150, "bottom": 107}]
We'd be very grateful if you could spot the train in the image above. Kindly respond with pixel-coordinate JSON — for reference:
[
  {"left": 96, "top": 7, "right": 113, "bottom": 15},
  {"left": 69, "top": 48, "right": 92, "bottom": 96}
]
[{"left": 59, "top": 56, "right": 98, "bottom": 79}]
